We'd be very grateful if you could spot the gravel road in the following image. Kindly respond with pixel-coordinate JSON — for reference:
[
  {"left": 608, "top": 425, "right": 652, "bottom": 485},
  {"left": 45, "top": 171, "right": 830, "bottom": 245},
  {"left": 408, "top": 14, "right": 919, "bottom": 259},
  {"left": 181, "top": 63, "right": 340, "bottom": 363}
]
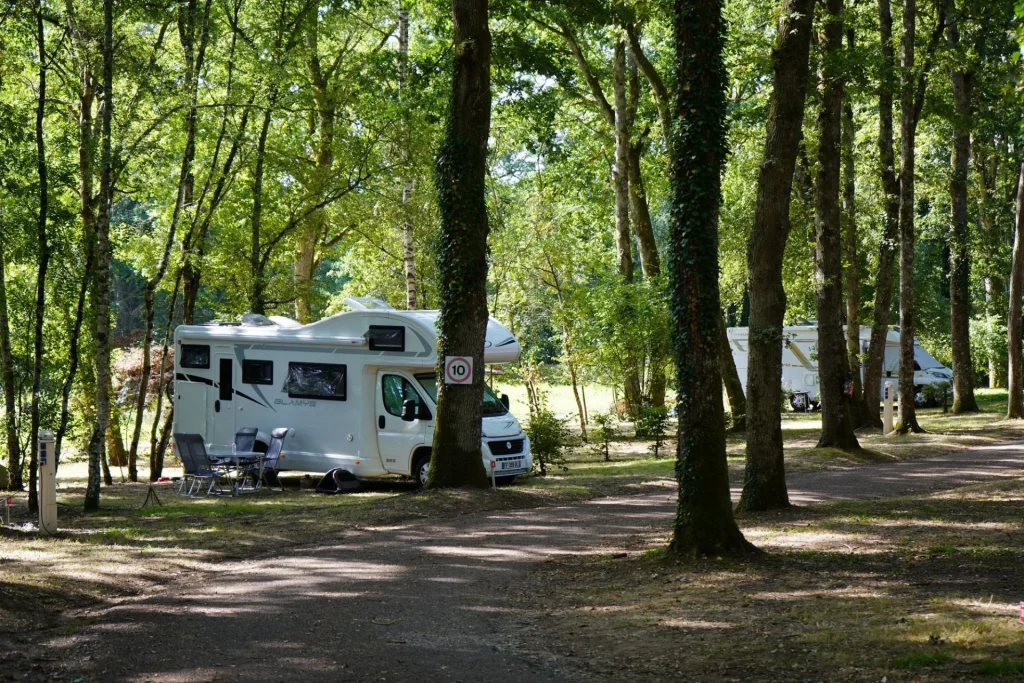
[{"left": 27, "top": 443, "right": 1024, "bottom": 682}]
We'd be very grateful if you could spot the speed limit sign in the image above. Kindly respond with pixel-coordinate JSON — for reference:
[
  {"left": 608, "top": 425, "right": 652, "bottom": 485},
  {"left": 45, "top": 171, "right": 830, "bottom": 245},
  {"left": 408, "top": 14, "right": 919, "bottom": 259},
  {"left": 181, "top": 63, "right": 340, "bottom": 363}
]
[{"left": 444, "top": 356, "right": 474, "bottom": 385}]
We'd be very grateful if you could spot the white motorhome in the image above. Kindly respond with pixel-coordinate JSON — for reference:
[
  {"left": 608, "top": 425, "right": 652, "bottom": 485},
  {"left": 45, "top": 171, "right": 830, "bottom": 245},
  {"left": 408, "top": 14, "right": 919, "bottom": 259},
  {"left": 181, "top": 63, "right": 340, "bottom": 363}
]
[
  {"left": 172, "top": 298, "right": 532, "bottom": 485},
  {"left": 726, "top": 324, "right": 952, "bottom": 410}
]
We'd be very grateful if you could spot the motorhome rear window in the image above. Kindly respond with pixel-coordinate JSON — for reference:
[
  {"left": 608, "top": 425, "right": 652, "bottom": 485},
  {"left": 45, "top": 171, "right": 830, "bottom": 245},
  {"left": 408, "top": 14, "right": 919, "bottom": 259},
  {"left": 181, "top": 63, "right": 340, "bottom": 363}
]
[
  {"left": 180, "top": 344, "right": 210, "bottom": 369},
  {"left": 242, "top": 359, "right": 273, "bottom": 385},
  {"left": 368, "top": 325, "right": 405, "bottom": 352},
  {"left": 284, "top": 362, "right": 346, "bottom": 401}
]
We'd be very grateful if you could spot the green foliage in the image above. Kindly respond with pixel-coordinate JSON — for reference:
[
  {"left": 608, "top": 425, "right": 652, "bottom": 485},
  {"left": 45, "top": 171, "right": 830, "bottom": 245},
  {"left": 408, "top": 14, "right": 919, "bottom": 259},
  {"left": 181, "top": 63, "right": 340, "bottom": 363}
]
[
  {"left": 590, "top": 412, "right": 618, "bottom": 462},
  {"left": 526, "top": 406, "right": 571, "bottom": 477},
  {"left": 635, "top": 405, "right": 669, "bottom": 458}
]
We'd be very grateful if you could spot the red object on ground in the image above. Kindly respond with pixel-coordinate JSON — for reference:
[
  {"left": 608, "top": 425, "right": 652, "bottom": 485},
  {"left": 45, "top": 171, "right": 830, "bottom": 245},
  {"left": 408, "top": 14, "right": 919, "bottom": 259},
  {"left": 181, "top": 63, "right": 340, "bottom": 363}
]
[
  {"left": 157, "top": 477, "right": 171, "bottom": 483},
  {"left": 1019, "top": 603, "right": 1023, "bottom": 624}
]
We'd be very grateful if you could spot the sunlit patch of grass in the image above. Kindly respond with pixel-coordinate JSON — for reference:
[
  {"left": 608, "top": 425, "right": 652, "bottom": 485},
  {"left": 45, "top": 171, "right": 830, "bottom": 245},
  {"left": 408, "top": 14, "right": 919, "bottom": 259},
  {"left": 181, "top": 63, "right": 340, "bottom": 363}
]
[{"left": 513, "top": 478, "right": 1024, "bottom": 682}]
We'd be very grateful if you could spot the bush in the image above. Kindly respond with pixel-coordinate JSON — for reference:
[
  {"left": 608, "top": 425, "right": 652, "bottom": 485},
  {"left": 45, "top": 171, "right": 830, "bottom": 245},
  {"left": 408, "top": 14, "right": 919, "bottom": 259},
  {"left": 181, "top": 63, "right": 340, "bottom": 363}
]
[
  {"left": 527, "top": 407, "right": 571, "bottom": 476},
  {"left": 590, "top": 412, "right": 617, "bottom": 462},
  {"left": 635, "top": 405, "right": 670, "bottom": 458}
]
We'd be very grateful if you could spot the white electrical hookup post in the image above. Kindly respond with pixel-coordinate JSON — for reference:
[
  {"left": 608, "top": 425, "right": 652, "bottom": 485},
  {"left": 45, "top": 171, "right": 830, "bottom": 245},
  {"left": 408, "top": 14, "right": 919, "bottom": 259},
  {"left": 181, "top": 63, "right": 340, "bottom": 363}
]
[
  {"left": 38, "top": 430, "right": 57, "bottom": 535},
  {"left": 489, "top": 459, "right": 497, "bottom": 490},
  {"left": 883, "top": 382, "right": 894, "bottom": 436}
]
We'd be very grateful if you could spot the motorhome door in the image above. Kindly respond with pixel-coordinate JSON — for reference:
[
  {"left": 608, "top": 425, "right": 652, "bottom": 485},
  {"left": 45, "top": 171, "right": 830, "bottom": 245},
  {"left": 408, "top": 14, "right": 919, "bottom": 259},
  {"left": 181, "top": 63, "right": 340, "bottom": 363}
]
[
  {"left": 210, "top": 353, "right": 237, "bottom": 448},
  {"left": 375, "top": 371, "right": 428, "bottom": 474}
]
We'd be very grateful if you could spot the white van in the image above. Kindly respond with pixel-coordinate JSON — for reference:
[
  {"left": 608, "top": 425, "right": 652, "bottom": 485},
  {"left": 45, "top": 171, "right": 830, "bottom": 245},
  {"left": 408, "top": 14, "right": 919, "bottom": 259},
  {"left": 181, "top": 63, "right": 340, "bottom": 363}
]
[
  {"left": 726, "top": 324, "right": 952, "bottom": 410},
  {"left": 172, "top": 298, "right": 532, "bottom": 485}
]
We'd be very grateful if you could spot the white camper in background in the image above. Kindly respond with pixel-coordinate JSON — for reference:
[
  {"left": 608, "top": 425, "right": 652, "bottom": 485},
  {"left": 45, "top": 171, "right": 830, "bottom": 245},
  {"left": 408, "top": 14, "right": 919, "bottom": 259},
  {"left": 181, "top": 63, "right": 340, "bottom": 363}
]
[
  {"left": 726, "top": 324, "right": 952, "bottom": 411},
  {"left": 172, "top": 298, "right": 532, "bottom": 485}
]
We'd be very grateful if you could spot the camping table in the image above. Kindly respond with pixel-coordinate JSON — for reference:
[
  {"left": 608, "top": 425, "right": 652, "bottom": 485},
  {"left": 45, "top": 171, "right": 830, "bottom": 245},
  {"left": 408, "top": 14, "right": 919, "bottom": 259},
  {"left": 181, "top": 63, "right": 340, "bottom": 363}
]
[{"left": 208, "top": 451, "right": 264, "bottom": 495}]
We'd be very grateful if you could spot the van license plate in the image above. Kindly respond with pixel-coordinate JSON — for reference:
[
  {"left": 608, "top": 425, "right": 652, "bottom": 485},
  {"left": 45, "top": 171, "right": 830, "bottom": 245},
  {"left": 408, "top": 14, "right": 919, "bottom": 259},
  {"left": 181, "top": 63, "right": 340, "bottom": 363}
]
[{"left": 501, "top": 459, "right": 523, "bottom": 471}]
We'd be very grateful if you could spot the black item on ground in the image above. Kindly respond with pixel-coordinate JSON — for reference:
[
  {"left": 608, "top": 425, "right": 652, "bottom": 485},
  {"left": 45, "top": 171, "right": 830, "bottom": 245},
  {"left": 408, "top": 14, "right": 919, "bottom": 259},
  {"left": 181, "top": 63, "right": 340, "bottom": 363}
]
[{"left": 315, "top": 468, "right": 361, "bottom": 494}]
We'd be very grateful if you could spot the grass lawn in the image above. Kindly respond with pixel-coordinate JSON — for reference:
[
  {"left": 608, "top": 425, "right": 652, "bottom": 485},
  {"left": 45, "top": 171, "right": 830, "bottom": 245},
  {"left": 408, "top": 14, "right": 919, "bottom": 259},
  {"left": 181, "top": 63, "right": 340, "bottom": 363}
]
[
  {"left": 512, "top": 477, "right": 1024, "bottom": 681},
  {"left": 1, "top": 386, "right": 1020, "bottom": 644}
]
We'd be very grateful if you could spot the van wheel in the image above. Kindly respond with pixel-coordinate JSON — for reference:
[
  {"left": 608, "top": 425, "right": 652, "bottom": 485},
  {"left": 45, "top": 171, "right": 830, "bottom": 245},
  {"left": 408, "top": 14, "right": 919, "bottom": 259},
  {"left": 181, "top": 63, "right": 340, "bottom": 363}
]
[{"left": 412, "top": 452, "right": 431, "bottom": 488}]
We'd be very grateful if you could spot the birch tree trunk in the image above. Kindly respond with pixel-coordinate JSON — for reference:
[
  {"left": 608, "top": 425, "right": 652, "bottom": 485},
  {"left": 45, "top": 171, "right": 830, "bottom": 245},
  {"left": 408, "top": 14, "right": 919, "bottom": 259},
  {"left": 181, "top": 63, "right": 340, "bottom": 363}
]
[
  {"left": 425, "top": 0, "right": 491, "bottom": 489},
  {"left": 1006, "top": 163, "right": 1024, "bottom": 418},
  {"left": 814, "top": 0, "right": 859, "bottom": 451},
  {"left": 896, "top": 0, "right": 923, "bottom": 433},
  {"left": 946, "top": 5, "right": 978, "bottom": 414},
  {"left": 86, "top": 0, "right": 115, "bottom": 511},
  {"left": 737, "top": 0, "right": 816, "bottom": 512},
  {"left": 669, "top": 0, "right": 756, "bottom": 558},
  {"left": 28, "top": 0, "right": 51, "bottom": 512}
]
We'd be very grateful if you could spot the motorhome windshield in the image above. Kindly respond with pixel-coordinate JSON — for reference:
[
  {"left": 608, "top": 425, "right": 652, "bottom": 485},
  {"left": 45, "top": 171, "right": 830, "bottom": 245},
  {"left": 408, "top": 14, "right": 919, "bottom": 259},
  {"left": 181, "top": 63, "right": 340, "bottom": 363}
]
[
  {"left": 415, "top": 373, "right": 509, "bottom": 416},
  {"left": 913, "top": 345, "right": 944, "bottom": 370}
]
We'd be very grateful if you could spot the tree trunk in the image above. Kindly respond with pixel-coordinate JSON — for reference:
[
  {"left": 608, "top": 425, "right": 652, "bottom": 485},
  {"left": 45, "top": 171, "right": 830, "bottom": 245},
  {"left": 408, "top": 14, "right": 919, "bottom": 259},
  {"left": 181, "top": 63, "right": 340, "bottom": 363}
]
[
  {"left": 129, "top": 16, "right": 206, "bottom": 481},
  {"left": 399, "top": 5, "right": 417, "bottom": 310},
  {"left": 860, "top": 0, "right": 901, "bottom": 427},
  {"left": 896, "top": 0, "right": 923, "bottom": 434},
  {"left": 149, "top": 275, "right": 179, "bottom": 480},
  {"left": 28, "top": 0, "right": 50, "bottom": 513},
  {"left": 946, "top": 6, "right": 978, "bottom": 414},
  {"left": 737, "top": 0, "right": 815, "bottom": 513},
  {"left": 54, "top": 241, "right": 93, "bottom": 473},
  {"left": 1006, "top": 163, "right": 1024, "bottom": 418},
  {"left": 85, "top": 0, "right": 115, "bottom": 512},
  {"left": 250, "top": 101, "right": 273, "bottom": 314},
  {"left": 425, "top": 0, "right": 491, "bottom": 489},
  {"left": 612, "top": 41, "right": 633, "bottom": 283},
  {"left": 975, "top": 144, "right": 1006, "bottom": 387},
  {"left": 668, "top": 0, "right": 756, "bottom": 559},
  {"left": 814, "top": 0, "right": 859, "bottom": 451},
  {"left": 719, "top": 313, "right": 745, "bottom": 430},
  {"left": 841, "top": 25, "right": 864, "bottom": 426},
  {"left": 0, "top": 238, "right": 20, "bottom": 491}
]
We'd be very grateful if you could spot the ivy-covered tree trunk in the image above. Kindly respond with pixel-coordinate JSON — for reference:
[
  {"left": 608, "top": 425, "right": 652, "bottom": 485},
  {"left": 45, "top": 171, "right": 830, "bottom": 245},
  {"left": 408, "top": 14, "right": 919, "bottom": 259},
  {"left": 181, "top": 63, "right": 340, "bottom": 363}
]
[
  {"left": 425, "top": 0, "right": 491, "bottom": 490},
  {"left": 861, "top": 0, "right": 901, "bottom": 428},
  {"left": 896, "top": 0, "right": 923, "bottom": 434},
  {"left": 1006, "top": 163, "right": 1024, "bottom": 419},
  {"left": 0, "top": 238, "right": 20, "bottom": 491},
  {"left": 946, "top": 7, "right": 978, "bottom": 414},
  {"left": 28, "top": 0, "right": 51, "bottom": 513},
  {"left": 814, "top": 0, "right": 859, "bottom": 451},
  {"left": 668, "top": 0, "right": 755, "bottom": 559},
  {"left": 85, "top": 0, "right": 115, "bottom": 512},
  {"left": 841, "top": 26, "right": 864, "bottom": 426},
  {"left": 738, "top": 0, "right": 815, "bottom": 512}
]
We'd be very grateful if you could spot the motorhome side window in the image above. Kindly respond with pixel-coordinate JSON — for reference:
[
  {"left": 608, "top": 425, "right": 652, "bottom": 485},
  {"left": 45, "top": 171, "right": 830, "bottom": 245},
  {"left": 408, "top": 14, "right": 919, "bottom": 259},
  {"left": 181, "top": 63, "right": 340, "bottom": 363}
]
[
  {"left": 242, "top": 359, "right": 273, "bottom": 385},
  {"left": 180, "top": 344, "right": 210, "bottom": 369},
  {"left": 284, "top": 362, "right": 346, "bottom": 400},
  {"left": 367, "top": 325, "right": 405, "bottom": 352}
]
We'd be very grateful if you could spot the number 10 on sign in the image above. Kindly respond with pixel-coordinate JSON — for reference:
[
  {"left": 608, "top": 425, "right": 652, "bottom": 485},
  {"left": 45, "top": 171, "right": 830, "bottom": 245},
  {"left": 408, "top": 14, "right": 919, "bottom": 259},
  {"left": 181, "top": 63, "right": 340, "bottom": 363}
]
[{"left": 444, "top": 356, "right": 473, "bottom": 385}]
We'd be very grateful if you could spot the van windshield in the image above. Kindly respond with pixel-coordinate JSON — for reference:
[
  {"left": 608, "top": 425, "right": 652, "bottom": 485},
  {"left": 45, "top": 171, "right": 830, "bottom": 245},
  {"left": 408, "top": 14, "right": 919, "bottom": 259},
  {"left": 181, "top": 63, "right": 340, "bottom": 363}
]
[{"left": 415, "top": 373, "right": 508, "bottom": 416}]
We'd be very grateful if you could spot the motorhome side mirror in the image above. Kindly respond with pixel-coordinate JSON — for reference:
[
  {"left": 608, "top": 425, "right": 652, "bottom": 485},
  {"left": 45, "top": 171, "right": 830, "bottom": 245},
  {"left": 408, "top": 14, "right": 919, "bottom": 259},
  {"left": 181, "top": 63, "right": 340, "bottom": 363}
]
[
  {"left": 500, "top": 393, "right": 510, "bottom": 409},
  {"left": 401, "top": 399, "right": 417, "bottom": 422}
]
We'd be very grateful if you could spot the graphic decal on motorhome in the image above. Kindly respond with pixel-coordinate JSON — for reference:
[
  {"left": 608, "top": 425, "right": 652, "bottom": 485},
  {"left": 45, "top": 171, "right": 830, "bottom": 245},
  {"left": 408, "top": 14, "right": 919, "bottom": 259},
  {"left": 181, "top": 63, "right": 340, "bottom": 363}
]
[
  {"left": 175, "top": 372, "right": 213, "bottom": 386},
  {"left": 274, "top": 398, "right": 317, "bottom": 407}
]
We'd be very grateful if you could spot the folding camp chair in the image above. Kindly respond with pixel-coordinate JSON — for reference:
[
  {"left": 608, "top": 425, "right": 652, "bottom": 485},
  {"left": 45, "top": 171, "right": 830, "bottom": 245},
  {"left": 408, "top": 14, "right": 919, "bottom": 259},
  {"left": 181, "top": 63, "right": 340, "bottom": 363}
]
[
  {"left": 172, "top": 433, "right": 196, "bottom": 496},
  {"left": 181, "top": 434, "right": 228, "bottom": 497},
  {"left": 259, "top": 427, "right": 289, "bottom": 491},
  {"left": 233, "top": 427, "right": 258, "bottom": 454}
]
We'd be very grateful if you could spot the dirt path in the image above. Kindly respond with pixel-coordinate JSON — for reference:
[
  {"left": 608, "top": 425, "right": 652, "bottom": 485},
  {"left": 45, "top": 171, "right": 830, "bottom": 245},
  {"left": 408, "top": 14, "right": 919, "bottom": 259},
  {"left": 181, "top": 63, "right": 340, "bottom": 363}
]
[{"left": 27, "top": 443, "right": 1024, "bottom": 682}]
